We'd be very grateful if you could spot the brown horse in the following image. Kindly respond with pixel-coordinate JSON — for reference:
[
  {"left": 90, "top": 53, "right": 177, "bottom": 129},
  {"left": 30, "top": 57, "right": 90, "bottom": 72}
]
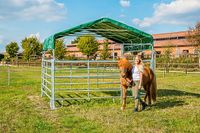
[{"left": 118, "top": 58, "right": 157, "bottom": 110}]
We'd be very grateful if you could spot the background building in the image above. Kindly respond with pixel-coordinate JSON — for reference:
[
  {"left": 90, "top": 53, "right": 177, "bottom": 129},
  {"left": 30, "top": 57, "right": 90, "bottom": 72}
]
[
  {"left": 66, "top": 40, "right": 122, "bottom": 59},
  {"left": 66, "top": 31, "right": 195, "bottom": 58},
  {"left": 153, "top": 31, "right": 195, "bottom": 57}
]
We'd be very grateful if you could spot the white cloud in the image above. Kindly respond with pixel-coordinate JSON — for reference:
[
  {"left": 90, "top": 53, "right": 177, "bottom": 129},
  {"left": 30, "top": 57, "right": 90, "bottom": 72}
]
[
  {"left": 132, "top": 0, "right": 200, "bottom": 27},
  {"left": 119, "top": 14, "right": 126, "bottom": 18},
  {"left": 0, "top": 0, "right": 67, "bottom": 22},
  {"left": 120, "top": 0, "right": 130, "bottom": 8}
]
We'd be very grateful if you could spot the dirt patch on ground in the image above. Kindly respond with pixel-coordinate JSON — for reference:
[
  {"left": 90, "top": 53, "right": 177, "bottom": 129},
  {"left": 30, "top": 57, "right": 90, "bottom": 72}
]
[
  {"left": 27, "top": 95, "right": 59, "bottom": 122},
  {"left": 28, "top": 95, "right": 71, "bottom": 132}
]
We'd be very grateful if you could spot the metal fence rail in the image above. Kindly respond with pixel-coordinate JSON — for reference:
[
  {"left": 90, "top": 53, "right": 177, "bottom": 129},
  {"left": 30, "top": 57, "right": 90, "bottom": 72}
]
[{"left": 41, "top": 59, "right": 124, "bottom": 109}]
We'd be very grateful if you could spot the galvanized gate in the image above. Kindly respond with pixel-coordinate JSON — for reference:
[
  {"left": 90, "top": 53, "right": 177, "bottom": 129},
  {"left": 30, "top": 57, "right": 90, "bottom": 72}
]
[{"left": 41, "top": 59, "right": 123, "bottom": 109}]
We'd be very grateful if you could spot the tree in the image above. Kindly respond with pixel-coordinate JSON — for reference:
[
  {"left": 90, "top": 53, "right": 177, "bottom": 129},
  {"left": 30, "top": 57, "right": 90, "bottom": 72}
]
[
  {"left": 0, "top": 54, "right": 4, "bottom": 61},
  {"left": 55, "top": 39, "right": 66, "bottom": 59},
  {"left": 162, "top": 44, "right": 172, "bottom": 73},
  {"left": 163, "top": 45, "right": 172, "bottom": 63},
  {"left": 77, "top": 35, "right": 99, "bottom": 59},
  {"left": 3, "top": 53, "right": 10, "bottom": 62},
  {"left": 21, "top": 37, "right": 42, "bottom": 61},
  {"left": 5, "top": 42, "right": 19, "bottom": 58},
  {"left": 187, "top": 22, "right": 200, "bottom": 67},
  {"left": 100, "top": 40, "right": 110, "bottom": 60}
]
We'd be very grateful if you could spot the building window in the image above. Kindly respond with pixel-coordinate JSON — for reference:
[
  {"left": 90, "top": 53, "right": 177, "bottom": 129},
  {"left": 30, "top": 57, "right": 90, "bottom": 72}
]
[
  {"left": 114, "top": 52, "right": 118, "bottom": 56},
  {"left": 182, "top": 50, "right": 189, "bottom": 55},
  {"left": 177, "top": 36, "right": 186, "bottom": 39},
  {"left": 156, "top": 51, "right": 161, "bottom": 55},
  {"left": 155, "top": 51, "right": 161, "bottom": 58},
  {"left": 154, "top": 36, "right": 186, "bottom": 41}
]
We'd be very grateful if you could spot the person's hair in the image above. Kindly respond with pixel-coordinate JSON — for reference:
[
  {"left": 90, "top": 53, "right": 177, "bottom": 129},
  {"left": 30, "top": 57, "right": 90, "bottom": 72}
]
[{"left": 134, "top": 54, "right": 144, "bottom": 66}]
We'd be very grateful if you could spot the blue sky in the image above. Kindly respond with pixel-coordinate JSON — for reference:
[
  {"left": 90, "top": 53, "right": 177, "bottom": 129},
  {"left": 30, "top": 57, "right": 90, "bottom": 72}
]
[{"left": 0, "top": 0, "right": 200, "bottom": 52}]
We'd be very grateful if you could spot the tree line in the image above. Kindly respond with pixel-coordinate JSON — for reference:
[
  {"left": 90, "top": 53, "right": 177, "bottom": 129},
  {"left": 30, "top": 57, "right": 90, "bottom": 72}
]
[
  {"left": 2, "top": 34, "right": 111, "bottom": 62},
  {"left": 4, "top": 37, "right": 43, "bottom": 62}
]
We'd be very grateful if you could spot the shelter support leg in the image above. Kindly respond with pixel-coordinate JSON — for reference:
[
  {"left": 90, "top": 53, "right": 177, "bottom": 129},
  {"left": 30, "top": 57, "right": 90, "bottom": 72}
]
[
  {"left": 41, "top": 58, "right": 45, "bottom": 97},
  {"left": 150, "top": 50, "right": 156, "bottom": 71},
  {"left": 50, "top": 99, "right": 55, "bottom": 110},
  {"left": 50, "top": 54, "right": 55, "bottom": 110}
]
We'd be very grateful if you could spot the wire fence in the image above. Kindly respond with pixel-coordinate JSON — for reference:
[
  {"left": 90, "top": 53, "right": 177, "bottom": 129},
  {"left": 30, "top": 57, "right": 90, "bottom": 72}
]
[
  {"left": 0, "top": 64, "right": 41, "bottom": 86},
  {"left": 1, "top": 61, "right": 200, "bottom": 86},
  {"left": 1, "top": 60, "right": 200, "bottom": 109}
]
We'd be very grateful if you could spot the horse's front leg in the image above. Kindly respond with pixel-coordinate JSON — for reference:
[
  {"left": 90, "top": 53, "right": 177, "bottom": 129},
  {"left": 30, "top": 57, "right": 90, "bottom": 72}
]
[{"left": 121, "top": 86, "right": 127, "bottom": 111}]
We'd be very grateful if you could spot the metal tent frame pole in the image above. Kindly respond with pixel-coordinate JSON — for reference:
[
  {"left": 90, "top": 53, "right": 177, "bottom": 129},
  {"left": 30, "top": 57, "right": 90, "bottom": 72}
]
[
  {"left": 150, "top": 43, "right": 156, "bottom": 71},
  {"left": 50, "top": 49, "right": 55, "bottom": 110},
  {"left": 41, "top": 52, "right": 45, "bottom": 97}
]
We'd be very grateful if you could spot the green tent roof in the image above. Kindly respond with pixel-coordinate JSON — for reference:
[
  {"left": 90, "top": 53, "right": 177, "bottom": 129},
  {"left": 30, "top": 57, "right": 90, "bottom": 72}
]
[{"left": 43, "top": 18, "right": 153, "bottom": 51}]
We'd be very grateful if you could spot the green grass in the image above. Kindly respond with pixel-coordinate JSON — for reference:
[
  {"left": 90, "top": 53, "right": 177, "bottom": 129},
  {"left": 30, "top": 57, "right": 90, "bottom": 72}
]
[{"left": 0, "top": 66, "right": 200, "bottom": 132}]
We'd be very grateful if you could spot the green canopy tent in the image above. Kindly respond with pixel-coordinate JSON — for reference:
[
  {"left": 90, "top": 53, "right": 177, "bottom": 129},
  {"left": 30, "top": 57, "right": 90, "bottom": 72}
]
[
  {"left": 42, "top": 18, "right": 155, "bottom": 109},
  {"left": 43, "top": 17, "right": 155, "bottom": 69},
  {"left": 43, "top": 17, "right": 154, "bottom": 53}
]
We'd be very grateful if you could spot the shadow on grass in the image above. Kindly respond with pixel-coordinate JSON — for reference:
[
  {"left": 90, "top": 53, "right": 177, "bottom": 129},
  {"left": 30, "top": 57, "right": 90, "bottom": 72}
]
[
  {"left": 153, "top": 89, "right": 200, "bottom": 109},
  {"left": 54, "top": 89, "right": 200, "bottom": 109},
  {"left": 55, "top": 93, "right": 115, "bottom": 108},
  {"left": 56, "top": 93, "right": 90, "bottom": 107},
  {"left": 101, "top": 89, "right": 133, "bottom": 96},
  {"left": 157, "top": 89, "right": 200, "bottom": 98},
  {"left": 155, "top": 100, "right": 185, "bottom": 109}
]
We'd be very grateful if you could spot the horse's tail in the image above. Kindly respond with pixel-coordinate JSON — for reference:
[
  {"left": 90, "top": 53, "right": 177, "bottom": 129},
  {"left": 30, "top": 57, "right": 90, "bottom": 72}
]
[{"left": 150, "top": 71, "right": 157, "bottom": 103}]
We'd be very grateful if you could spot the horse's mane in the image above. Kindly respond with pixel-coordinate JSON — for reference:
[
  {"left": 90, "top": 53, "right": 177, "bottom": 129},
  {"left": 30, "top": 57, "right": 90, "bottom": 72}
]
[{"left": 118, "top": 58, "right": 132, "bottom": 71}]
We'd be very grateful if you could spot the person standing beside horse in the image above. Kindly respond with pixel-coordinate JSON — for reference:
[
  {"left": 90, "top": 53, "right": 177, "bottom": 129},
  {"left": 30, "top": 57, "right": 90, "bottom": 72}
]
[
  {"left": 118, "top": 53, "right": 156, "bottom": 111},
  {"left": 132, "top": 55, "right": 147, "bottom": 112}
]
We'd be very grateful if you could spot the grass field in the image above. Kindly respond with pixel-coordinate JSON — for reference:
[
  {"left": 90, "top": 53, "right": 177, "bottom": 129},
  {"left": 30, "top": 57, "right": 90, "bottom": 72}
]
[{"left": 0, "top": 66, "right": 200, "bottom": 133}]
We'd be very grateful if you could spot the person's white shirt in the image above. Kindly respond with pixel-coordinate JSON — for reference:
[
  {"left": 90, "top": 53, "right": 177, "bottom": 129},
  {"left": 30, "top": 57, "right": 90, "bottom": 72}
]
[
  {"left": 132, "top": 66, "right": 140, "bottom": 81},
  {"left": 132, "top": 65, "right": 144, "bottom": 81}
]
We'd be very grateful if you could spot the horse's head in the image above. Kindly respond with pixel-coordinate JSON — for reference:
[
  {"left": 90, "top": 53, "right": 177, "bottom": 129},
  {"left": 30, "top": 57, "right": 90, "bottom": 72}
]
[{"left": 117, "top": 58, "right": 132, "bottom": 78}]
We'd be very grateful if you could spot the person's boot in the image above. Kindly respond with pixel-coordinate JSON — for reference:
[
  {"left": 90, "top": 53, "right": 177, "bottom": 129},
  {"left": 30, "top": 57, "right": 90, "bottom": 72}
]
[
  {"left": 140, "top": 100, "right": 147, "bottom": 110},
  {"left": 133, "top": 108, "right": 138, "bottom": 112},
  {"left": 133, "top": 98, "right": 139, "bottom": 112}
]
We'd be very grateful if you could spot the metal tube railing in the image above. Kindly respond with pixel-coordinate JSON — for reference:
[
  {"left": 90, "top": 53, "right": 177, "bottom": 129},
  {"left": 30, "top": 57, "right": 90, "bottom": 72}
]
[{"left": 41, "top": 59, "right": 148, "bottom": 109}]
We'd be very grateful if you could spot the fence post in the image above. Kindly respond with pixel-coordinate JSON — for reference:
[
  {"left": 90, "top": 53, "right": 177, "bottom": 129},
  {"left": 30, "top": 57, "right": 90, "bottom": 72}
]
[
  {"left": 163, "top": 64, "right": 166, "bottom": 77},
  {"left": 185, "top": 61, "right": 188, "bottom": 74},
  {"left": 112, "top": 44, "right": 115, "bottom": 61},
  {"left": 70, "top": 63, "right": 72, "bottom": 89},
  {"left": 50, "top": 50, "right": 55, "bottom": 110},
  {"left": 7, "top": 64, "right": 10, "bottom": 86},
  {"left": 87, "top": 60, "right": 90, "bottom": 99},
  {"left": 96, "top": 62, "right": 99, "bottom": 89},
  {"left": 167, "top": 62, "right": 170, "bottom": 73}
]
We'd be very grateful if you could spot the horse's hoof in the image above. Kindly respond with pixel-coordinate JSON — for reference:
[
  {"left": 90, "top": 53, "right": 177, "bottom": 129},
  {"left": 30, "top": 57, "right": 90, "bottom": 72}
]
[
  {"left": 121, "top": 107, "right": 125, "bottom": 111},
  {"left": 152, "top": 101, "right": 156, "bottom": 105}
]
